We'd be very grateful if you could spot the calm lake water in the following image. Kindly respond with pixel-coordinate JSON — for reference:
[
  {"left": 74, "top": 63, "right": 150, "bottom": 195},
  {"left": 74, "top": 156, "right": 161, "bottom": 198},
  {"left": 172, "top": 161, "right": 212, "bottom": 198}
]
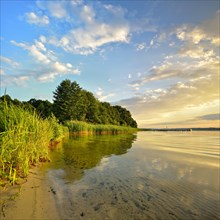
[{"left": 42, "top": 131, "right": 220, "bottom": 220}]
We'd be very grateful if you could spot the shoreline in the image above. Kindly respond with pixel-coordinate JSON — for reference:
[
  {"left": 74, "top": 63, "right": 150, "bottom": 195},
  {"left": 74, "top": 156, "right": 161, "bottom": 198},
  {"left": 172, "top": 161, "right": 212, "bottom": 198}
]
[{"left": 0, "top": 165, "right": 60, "bottom": 220}]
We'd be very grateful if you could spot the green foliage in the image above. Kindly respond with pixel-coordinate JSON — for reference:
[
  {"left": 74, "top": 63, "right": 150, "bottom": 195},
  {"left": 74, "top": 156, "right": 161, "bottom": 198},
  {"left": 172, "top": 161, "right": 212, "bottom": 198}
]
[
  {"left": 1, "top": 80, "right": 138, "bottom": 128},
  {"left": 0, "top": 100, "right": 67, "bottom": 184},
  {"left": 2, "top": 80, "right": 138, "bottom": 129},
  {"left": 84, "top": 91, "right": 100, "bottom": 123},
  {"left": 64, "top": 120, "right": 137, "bottom": 134},
  {"left": 27, "top": 99, "right": 53, "bottom": 118},
  {"left": 53, "top": 80, "right": 82, "bottom": 122},
  {"left": 53, "top": 79, "right": 138, "bottom": 128},
  {"left": 113, "top": 105, "right": 137, "bottom": 128},
  {"left": 48, "top": 114, "right": 67, "bottom": 141}
]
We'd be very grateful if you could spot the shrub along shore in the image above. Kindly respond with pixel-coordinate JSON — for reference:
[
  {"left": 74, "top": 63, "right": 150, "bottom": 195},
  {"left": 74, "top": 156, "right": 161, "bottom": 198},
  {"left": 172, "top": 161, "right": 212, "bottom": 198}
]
[{"left": 0, "top": 102, "right": 67, "bottom": 185}]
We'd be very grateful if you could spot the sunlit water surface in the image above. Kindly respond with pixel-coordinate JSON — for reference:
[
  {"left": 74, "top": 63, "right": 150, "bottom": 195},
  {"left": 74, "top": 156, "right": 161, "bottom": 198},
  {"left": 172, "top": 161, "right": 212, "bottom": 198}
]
[{"left": 42, "top": 131, "right": 220, "bottom": 220}]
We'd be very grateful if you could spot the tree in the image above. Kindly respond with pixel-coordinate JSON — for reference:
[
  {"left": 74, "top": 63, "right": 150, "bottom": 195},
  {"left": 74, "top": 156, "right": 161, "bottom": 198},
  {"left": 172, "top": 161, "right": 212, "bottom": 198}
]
[
  {"left": 53, "top": 79, "right": 137, "bottom": 126},
  {"left": 53, "top": 80, "right": 82, "bottom": 122},
  {"left": 84, "top": 91, "right": 100, "bottom": 123},
  {"left": 0, "top": 80, "right": 138, "bottom": 127},
  {"left": 13, "top": 98, "right": 22, "bottom": 106},
  {"left": 73, "top": 90, "right": 89, "bottom": 121},
  {"left": 113, "top": 105, "right": 137, "bottom": 128},
  {"left": 0, "top": 94, "right": 12, "bottom": 103},
  {"left": 27, "top": 99, "right": 53, "bottom": 118},
  {"left": 97, "top": 102, "right": 111, "bottom": 124}
]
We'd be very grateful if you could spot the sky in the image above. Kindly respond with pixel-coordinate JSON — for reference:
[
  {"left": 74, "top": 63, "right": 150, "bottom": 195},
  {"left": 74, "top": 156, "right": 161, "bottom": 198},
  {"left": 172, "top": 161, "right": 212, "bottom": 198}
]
[{"left": 0, "top": 0, "right": 219, "bottom": 128}]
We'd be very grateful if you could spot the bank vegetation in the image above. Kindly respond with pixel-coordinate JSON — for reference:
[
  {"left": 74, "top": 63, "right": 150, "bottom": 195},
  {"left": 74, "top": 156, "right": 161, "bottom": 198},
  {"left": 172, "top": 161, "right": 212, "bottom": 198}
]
[
  {"left": 0, "top": 79, "right": 137, "bottom": 185},
  {"left": 0, "top": 102, "right": 66, "bottom": 185}
]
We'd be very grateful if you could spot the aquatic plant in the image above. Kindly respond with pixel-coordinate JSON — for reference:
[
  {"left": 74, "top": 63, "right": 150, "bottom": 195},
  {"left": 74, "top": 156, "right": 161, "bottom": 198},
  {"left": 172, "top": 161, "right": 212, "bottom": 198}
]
[
  {"left": 0, "top": 101, "right": 67, "bottom": 185},
  {"left": 64, "top": 120, "right": 137, "bottom": 134}
]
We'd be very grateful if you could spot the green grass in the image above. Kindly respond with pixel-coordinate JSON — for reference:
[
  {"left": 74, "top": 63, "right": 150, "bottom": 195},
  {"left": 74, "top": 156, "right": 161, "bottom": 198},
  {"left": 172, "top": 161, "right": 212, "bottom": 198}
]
[
  {"left": 0, "top": 101, "right": 67, "bottom": 185},
  {"left": 64, "top": 120, "right": 137, "bottom": 134}
]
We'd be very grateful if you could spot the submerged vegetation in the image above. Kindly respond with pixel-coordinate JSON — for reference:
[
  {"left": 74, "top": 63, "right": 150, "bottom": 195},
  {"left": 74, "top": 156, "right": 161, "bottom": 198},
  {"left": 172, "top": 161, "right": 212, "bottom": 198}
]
[
  {"left": 0, "top": 79, "right": 137, "bottom": 185},
  {"left": 0, "top": 101, "right": 66, "bottom": 185}
]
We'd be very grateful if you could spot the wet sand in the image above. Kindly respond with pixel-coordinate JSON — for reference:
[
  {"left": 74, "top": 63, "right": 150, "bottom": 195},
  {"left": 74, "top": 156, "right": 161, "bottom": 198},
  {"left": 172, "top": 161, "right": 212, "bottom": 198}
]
[{"left": 0, "top": 166, "right": 60, "bottom": 220}]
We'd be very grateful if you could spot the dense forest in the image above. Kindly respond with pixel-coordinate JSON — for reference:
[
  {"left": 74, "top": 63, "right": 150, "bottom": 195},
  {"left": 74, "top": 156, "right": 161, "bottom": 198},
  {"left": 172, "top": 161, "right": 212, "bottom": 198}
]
[{"left": 0, "top": 79, "right": 137, "bottom": 128}]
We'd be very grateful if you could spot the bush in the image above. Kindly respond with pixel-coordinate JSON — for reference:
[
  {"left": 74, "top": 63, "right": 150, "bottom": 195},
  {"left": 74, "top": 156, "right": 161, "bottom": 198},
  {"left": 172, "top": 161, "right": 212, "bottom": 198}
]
[{"left": 0, "top": 101, "right": 67, "bottom": 184}]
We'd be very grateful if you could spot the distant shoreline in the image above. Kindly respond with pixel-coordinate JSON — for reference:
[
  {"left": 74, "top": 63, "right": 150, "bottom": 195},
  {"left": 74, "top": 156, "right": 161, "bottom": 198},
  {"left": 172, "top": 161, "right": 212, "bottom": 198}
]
[{"left": 139, "top": 127, "right": 220, "bottom": 131}]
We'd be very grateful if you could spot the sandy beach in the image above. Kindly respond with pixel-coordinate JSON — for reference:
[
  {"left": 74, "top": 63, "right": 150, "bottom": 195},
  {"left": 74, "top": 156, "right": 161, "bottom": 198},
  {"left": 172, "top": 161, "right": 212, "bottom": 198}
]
[{"left": 0, "top": 166, "right": 60, "bottom": 220}]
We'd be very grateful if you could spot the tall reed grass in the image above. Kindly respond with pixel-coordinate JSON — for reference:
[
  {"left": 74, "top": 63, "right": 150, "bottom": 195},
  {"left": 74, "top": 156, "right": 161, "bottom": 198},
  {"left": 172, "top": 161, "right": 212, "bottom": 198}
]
[
  {"left": 0, "top": 101, "right": 67, "bottom": 185},
  {"left": 64, "top": 120, "right": 137, "bottom": 134}
]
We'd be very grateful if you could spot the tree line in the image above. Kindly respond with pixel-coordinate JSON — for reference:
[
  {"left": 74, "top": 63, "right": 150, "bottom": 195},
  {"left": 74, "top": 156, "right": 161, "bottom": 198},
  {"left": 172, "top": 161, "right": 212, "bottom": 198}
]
[{"left": 1, "top": 79, "right": 137, "bottom": 128}]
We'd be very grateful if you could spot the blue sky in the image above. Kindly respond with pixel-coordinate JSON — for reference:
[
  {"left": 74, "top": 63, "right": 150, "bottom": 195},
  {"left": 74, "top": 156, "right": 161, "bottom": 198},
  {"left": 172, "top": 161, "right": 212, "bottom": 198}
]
[{"left": 0, "top": 0, "right": 219, "bottom": 128}]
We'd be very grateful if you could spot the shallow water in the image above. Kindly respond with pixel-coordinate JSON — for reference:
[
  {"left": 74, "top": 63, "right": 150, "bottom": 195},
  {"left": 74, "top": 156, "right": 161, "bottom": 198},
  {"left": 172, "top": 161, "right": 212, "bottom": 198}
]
[{"left": 42, "top": 131, "right": 220, "bottom": 220}]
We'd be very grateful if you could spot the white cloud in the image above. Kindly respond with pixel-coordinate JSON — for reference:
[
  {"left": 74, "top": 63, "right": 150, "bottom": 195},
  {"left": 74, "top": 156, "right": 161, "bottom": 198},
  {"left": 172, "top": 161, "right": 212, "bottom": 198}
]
[
  {"left": 151, "top": 33, "right": 167, "bottom": 46},
  {"left": 11, "top": 40, "right": 51, "bottom": 64},
  {"left": 151, "top": 11, "right": 219, "bottom": 52},
  {"left": 80, "top": 5, "right": 96, "bottom": 24},
  {"left": 178, "top": 44, "right": 215, "bottom": 59},
  {"left": 136, "top": 72, "right": 142, "bottom": 77},
  {"left": 131, "top": 24, "right": 219, "bottom": 88},
  {"left": 175, "top": 12, "right": 220, "bottom": 46},
  {"left": 24, "top": 1, "right": 156, "bottom": 55},
  {"left": 131, "top": 55, "right": 219, "bottom": 87},
  {"left": 169, "top": 42, "right": 175, "bottom": 47},
  {"left": 0, "top": 68, "right": 4, "bottom": 75},
  {"left": 43, "top": 3, "right": 130, "bottom": 55},
  {"left": 136, "top": 43, "right": 146, "bottom": 51},
  {"left": 25, "top": 12, "right": 49, "bottom": 26},
  {"left": 34, "top": 61, "right": 80, "bottom": 82},
  {"left": 130, "top": 62, "right": 180, "bottom": 86},
  {"left": 95, "top": 87, "right": 115, "bottom": 101},
  {"left": 1, "top": 74, "right": 30, "bottom": 87},
  {"left": 11, "top": 38, "right": 80, "bottom": 82},
  {"left": 96, "top": 87, "right": 103, "bottom": 96},
  {"left": 71, "top": 0, "right": 83, "bottom": 6},
  {"left": 47, "top": 1, "right": 68, "bottom": 19},
  {"left": 125, "top": 12, "right": 220, "bottom": 128},
  {"left": 39, "top": 35, "right": 47, "bottom": 43},
  {"left": 122, "top": 54, "right": 219, "bottom": 127},
  {"left": 35, "top": 39, "right": 47, "bottom": 51},
  {"left": 176, "top": 25, "right": 205, "bottom": 44},
  {"left": 0, "top": 56, "right": 20, "bottom": 67},
  {"left": 119, "top": 71, "right": 219, "bottom": 127},
  {"left": 0, "top": 56, "right": 28, "bottom": 87},
  {"left": 52, "top": 21, "right": 130, "bottom": 55}
]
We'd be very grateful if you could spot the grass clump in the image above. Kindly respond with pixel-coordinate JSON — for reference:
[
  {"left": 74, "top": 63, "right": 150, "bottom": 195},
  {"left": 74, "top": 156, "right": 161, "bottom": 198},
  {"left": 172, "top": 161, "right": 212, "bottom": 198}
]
[
  {"left": 64, "top": 120, "right": 137, "bottom": 134},
  {"left": 0, "top": 101, "right": 67, "bottom": 185}
]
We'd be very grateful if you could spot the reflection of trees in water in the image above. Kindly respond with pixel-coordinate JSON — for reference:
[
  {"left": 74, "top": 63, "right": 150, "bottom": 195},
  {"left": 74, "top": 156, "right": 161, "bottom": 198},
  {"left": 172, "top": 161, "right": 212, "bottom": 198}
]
[{"left": 55, "top": 133, "right": 137, "bottom": 181}]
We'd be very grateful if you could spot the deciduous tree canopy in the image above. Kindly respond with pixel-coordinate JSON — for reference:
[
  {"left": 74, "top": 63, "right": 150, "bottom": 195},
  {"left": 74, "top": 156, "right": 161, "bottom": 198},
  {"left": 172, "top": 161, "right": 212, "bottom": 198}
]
[
  {"left": 52, "top": 80, "right": 137, "bottom": 127},
  {"left": 0, "top": 80, "right": 137, "bottom": 128}
]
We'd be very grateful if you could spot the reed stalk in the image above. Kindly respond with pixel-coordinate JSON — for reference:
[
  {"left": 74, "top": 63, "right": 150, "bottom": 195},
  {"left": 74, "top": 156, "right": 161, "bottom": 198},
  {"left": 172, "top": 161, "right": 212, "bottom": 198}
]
[
  {"left": 64, "top": 120, "right": 137, "bottom": 134},
  {"left": 0, "top": 101, "right": 66, "bottom": 185}
]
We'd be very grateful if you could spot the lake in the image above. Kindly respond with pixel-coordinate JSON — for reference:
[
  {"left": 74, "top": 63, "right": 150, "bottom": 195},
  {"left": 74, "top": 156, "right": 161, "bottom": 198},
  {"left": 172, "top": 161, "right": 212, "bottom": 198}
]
[{"left": 40, "top": 131, "right": 219, "bottom": 220}]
